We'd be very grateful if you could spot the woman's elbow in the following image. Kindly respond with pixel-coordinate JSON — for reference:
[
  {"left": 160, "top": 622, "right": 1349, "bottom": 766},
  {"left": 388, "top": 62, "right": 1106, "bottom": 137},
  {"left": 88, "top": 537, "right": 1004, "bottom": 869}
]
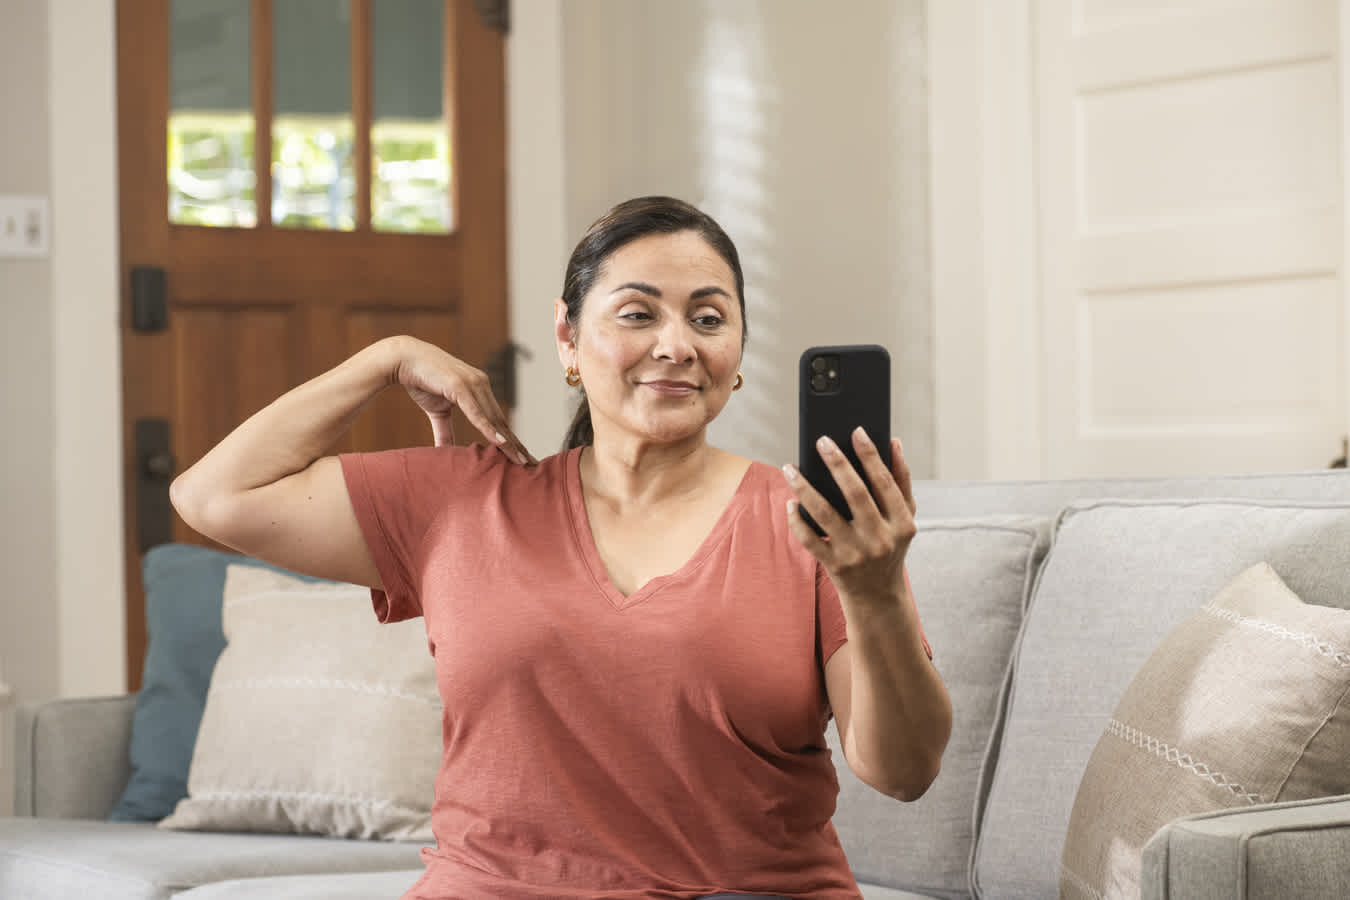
[
  {"left": 170, "top": 470, "right": 234, "bottom": 542},
  {"left": 169, "top": 471, "right": 202, "bottom": 528},
  {"left": 884, "top": 757, "right": 942, "bottom": 802}
]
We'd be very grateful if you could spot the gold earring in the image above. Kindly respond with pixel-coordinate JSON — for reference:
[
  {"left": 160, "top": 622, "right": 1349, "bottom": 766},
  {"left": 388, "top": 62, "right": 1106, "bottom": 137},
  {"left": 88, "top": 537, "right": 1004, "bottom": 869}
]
[
  {"left": 733, "top": 372, "right": 744, "bottom": 391},
  {"left": 565, "top": 366, "right": 582, "bottom": 387}
]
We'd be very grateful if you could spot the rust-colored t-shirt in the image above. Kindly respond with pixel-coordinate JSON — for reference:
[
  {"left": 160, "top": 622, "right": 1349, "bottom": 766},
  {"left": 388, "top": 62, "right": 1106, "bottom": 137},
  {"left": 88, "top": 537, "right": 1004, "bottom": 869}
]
[{"left": 339, "top": 444, "right": 865, "bottom": 899}]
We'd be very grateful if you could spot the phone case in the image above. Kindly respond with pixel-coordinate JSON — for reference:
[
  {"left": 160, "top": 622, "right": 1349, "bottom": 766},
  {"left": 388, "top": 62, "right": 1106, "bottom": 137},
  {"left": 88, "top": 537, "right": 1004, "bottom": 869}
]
[{"left": 798, "top": 344, "right": 891, "bottom": 533}]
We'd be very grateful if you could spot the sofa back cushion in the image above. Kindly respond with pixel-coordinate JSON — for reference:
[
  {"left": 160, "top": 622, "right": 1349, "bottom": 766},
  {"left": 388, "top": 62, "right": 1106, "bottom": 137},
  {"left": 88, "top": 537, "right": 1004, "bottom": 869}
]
[
  {"left": 971, "top": 499, "right": 1350, "bottom": 900},
  {"left": 831, "top": 515, "right": 1047, "bottom": 900},
  {"left": 110, "top": 544, "right": 327, "bottom": 822}
]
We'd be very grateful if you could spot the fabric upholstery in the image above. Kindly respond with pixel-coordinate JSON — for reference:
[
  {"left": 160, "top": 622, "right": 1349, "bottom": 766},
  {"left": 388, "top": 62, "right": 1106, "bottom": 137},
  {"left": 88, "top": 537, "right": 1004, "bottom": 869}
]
[
  {"left": 972, "top": 498, "right": 1350, "bottom": 900},
  {"left": 17, "top": 695, "right": 135, "bottom": 819},
  {"left": 111, "top": 545, "right": 326, "bottom": 822},
  {"left": 159, "top": 566, "right": 440, "bottom": 841},
  {"left": 0, "top": 818, "right": 424, "bottom": 900},
  {"left": 1060, "top": 563, "right": 1350, "bottom": 898},
  {"left": 172, "top": 869, "right": 424, "bottom": 899},
  {"left": 830, "top": 516, "right": 1047, "bottom": 900},
  {"left": 913, "top": 469, "right": 1350, "bottom": 520},
  {"left": 1140, "top": 794, "right": 1350, "bottom": 900},
  {"left": 170, "top": 874, "right": 941, "bottom": 900}
]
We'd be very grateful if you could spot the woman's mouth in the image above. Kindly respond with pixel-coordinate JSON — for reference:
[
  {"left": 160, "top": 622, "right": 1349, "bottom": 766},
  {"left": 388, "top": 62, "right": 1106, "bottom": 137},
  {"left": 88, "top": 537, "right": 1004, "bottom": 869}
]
[{"left": 643, "top": 380, "right": 700, "bottom": 396}]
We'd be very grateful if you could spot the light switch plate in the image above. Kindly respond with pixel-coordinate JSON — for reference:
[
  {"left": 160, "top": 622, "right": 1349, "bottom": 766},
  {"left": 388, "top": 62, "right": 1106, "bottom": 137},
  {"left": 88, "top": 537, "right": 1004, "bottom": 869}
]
[{"left": 0, "top": 195, "right": 50, "bottom": 258}]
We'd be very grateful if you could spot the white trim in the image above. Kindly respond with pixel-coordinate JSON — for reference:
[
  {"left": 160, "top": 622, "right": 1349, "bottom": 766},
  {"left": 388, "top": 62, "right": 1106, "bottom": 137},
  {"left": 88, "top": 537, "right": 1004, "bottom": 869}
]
[
  {"left": 506, "top": 0, "right": 571, "bottom": 456},
  {"left": 930, "top": 0, "right": 1043, "bottom": 479},
  {"left": 49, "top": 1, "right": 126, "bottom": 697},
  {"left": 1340, "top": 0, "right": 1350, "bottom": 459}
]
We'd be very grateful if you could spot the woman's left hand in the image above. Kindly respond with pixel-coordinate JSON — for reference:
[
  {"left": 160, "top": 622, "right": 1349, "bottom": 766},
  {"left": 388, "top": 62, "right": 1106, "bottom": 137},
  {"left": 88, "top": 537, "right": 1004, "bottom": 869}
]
[{"left": 784, "top": 428, "right": 917, "bottom": 603}]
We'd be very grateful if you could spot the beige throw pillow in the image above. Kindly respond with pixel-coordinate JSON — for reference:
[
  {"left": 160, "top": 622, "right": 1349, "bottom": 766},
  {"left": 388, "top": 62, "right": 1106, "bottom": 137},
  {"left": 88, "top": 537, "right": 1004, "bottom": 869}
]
[
  {"left": 1060, "top": 562, "right": 1350, "bottom": 899},
  {"left": 159, "top": 564, "right": 440, "bottom": 841}
]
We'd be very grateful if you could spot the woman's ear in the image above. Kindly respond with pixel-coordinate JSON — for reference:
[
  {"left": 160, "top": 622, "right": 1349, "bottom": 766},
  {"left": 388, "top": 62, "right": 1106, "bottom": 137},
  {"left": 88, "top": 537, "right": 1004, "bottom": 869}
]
[{"left": 554, "top": 298, "right": 574, "bottom": 368}]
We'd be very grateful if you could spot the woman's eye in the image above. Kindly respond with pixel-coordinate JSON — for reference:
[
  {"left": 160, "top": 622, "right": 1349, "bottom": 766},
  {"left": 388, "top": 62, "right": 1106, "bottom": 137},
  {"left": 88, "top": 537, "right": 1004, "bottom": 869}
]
[
  {"left": 621, "top": 311, "right": 653, "bottom": 322},
  {"left": 693, "top": 315, "right": 724, "bottom": 328}
]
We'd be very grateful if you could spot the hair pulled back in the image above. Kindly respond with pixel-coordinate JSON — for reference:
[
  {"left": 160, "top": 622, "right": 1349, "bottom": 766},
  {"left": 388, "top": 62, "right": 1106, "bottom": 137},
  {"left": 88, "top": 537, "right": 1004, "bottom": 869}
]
[{"left": 561, "top": 196, "right": 747, "bottom": 450}]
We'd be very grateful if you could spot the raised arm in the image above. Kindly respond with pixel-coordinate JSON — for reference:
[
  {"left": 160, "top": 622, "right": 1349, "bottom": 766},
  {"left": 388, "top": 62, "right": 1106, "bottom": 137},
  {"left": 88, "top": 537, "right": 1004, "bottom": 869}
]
[{"left": 169, "top": 335, "right": 534, "bottom": 587}]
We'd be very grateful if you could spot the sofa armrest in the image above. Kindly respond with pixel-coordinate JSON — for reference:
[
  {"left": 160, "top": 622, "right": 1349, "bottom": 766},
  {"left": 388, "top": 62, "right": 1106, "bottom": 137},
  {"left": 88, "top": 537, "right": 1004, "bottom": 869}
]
[
  {"left": 1140, "top": 794, "right": 1350, "bottom": 900},
  {"left": 14, "top": 694, "right": 136, "bottom": 819}
]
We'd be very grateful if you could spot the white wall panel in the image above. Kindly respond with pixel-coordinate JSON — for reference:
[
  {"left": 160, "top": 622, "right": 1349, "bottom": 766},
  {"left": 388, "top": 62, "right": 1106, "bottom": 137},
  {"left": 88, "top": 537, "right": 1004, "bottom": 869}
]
[
  {"left": 1079, "top": 61, "right": 1338, "bottom": 227},
  {"left": 1081, "top": 277, "right": 1341, "bottom": 428}
]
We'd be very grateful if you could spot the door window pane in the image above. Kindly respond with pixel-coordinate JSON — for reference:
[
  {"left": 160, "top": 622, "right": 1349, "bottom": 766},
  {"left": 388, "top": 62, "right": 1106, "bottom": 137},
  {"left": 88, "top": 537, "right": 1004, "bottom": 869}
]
[
  {"left": 272, "top": 0, "right": 355, "bottom": 230},
  {"left": 169, "top": 0, "right": 255, "bottom": 227},
  {"left": 372, "top": 0, "right": 451, "bottom": 233}
]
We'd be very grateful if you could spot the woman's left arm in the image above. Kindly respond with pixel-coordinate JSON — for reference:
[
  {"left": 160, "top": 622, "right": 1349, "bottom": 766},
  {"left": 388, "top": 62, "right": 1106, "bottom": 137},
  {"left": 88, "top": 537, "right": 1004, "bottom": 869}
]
[{"left": 784, "top": 429, "right": 953, "bottom": 801}]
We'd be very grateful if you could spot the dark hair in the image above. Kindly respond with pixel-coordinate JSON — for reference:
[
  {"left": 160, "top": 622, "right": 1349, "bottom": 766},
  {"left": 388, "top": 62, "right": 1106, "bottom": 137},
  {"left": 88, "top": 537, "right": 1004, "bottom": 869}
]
[{"left": 561, "top": 196, "right": 747, "bottom": 450}]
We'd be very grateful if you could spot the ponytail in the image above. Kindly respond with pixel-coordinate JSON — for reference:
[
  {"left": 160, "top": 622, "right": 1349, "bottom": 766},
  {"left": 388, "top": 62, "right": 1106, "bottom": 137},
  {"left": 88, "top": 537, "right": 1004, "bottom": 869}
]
[{"left": 563, "top": 394, "right": 593, "bottom": 450}]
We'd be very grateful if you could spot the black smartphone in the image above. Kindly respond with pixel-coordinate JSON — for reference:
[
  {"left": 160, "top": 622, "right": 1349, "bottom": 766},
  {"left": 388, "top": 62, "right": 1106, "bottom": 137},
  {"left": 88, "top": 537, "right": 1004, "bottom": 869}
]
[{"left": 797, "top": 344, "right": 891, "bottom": 535}]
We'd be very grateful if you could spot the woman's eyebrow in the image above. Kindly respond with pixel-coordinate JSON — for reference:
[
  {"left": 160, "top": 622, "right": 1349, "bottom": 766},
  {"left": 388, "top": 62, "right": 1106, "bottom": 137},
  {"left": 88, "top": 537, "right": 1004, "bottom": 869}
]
[{"left": 610, "top": 281, "right": 731, "bottom": 300}]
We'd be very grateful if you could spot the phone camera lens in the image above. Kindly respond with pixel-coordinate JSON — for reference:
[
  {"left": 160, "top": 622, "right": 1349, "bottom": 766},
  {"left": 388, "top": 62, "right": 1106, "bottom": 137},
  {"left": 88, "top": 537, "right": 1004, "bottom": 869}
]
[
  {"left": 811, "top": 357, "right": 827, "bottom": 374},
  {"left": 810, "top": 373, "right": 829, "bottom": 392}
]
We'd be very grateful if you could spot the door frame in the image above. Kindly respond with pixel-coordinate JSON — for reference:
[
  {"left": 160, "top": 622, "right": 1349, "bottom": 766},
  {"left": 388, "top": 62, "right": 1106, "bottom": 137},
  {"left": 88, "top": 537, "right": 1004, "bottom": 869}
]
[{"left": 928, "top": 0, "right": 1044, "bottom": 481}]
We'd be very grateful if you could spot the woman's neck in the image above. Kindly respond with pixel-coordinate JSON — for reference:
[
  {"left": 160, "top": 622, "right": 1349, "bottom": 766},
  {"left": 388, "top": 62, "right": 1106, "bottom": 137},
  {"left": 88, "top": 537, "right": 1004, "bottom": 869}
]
[{"left": 579, "top": 432, "right": 724, "bottom": 509}]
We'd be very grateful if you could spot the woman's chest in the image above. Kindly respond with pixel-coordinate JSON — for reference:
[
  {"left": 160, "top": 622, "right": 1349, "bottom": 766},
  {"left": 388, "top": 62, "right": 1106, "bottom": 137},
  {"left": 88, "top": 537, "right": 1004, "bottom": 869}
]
[{"left": 416, "top": 526, "right": 829, "bottom": 752}]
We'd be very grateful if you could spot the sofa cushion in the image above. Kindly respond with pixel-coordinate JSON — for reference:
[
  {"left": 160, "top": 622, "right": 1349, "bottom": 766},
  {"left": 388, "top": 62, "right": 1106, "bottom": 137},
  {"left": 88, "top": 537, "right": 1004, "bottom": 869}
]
[
  {"left": 159, "top": 566, "right": 441, "bottom": 841},
  {"left": 111, "top": 545, "right": 327, "bottom": 822},
  {"left": 0, "top": 819, "right": 425, "bottom": 900},
  {"left": 172, "top": 869, "right": 424, "bottom": 899},
  {"left": 972, "top": 498, "right": 1350, "bottom": 900},
  {"left": 831, "top": 515, "right": 1047, "bottom": 900},
  {"left": 1060, "top": 563, "right": 1350, "bottom": 898},
  {"left": 171, "top": 873, "right": 944, "bottom": 900}
]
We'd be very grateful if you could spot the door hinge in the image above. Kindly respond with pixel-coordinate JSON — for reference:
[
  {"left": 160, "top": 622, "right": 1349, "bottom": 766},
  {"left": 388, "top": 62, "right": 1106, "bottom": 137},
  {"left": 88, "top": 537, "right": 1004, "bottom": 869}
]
[
  {"left": 484, "top": 340, "right": 531, "bottom": 409},
  {"left": 473, "top": 0, "right": 509, "bottom": 33}
]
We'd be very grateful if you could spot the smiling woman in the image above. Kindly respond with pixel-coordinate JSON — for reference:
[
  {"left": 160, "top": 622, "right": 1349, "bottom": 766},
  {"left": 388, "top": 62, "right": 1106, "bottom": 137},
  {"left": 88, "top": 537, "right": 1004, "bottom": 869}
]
[
  {"left": 554, "top": 196, "right": 748, "bottom": 451},
  {"left": 169, "top": 195, "right": 949, "bottom": 900}
]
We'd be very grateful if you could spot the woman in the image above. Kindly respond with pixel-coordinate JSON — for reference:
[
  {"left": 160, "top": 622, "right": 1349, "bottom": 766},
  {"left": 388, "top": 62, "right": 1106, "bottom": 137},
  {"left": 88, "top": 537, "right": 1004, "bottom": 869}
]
[{"left": 171, "top": 196, "right": 952, "bottom": 900}]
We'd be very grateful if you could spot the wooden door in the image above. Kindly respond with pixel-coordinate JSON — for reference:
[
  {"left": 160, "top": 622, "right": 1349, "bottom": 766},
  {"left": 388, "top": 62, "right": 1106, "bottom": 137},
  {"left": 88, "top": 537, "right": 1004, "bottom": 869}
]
[
  {"left": 117, "top": 0, "right": 508, "bottom": 689},
  {"left": 1037, "top": 0, "right": 1344, "bottom": 476}
]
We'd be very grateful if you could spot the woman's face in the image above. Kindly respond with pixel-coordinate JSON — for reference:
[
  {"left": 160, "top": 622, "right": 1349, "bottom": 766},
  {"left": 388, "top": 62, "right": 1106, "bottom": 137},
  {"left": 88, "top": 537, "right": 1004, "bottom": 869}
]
[{"left": 556, "top": 230, "right": 744, "bottom": 448}]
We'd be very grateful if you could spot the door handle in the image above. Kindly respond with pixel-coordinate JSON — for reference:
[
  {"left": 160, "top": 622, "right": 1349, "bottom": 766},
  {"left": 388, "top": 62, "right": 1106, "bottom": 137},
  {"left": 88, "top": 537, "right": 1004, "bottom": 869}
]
[{"left": 136, "top": 418, "right": 176, "bottom": 551}]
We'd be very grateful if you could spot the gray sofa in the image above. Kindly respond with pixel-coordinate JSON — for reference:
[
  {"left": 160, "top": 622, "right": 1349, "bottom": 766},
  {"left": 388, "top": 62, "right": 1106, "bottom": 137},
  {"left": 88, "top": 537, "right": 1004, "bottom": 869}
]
[{"left": 5, "top": 469, "right": 1350, "bottom": 899}]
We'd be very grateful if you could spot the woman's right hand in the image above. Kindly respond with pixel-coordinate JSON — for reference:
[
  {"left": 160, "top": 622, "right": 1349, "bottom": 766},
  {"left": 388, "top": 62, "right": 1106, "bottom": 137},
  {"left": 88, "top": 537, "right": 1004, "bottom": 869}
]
[{"left": 391, "top": 336, "right": 536, "bottom": 464}]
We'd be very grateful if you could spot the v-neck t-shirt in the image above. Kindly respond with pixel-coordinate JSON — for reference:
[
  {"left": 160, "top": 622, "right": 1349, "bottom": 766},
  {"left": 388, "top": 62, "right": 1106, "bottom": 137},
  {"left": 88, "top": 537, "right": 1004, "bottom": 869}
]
[{"left": 340, "top": 443, "right": 863, "bottom": 899}]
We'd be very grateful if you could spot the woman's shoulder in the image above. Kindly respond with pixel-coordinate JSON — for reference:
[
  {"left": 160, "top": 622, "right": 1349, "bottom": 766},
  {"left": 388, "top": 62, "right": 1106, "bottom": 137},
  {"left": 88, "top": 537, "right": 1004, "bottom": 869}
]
[{"left": 348, "top": 442, "right": 573, "bottom": 487}]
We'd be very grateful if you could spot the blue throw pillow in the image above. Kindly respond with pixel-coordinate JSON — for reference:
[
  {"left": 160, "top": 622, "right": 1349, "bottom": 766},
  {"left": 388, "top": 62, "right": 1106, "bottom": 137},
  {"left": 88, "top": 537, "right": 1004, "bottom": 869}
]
[{"left": 108, "top": 544, "right": 328, "bottom": 821}]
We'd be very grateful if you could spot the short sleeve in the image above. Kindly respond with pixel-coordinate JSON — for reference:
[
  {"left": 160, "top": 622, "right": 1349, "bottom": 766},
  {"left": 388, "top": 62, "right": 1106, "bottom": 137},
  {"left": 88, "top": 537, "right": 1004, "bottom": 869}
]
[
  {"left": 816, "top": 564, "right": 849, "bottom": 666},
  {"left": 815, "top": 565, "right": 934, "bottom": 664},
  {"left": 340, "top": 444, "right": 503, "bottom": 623}
]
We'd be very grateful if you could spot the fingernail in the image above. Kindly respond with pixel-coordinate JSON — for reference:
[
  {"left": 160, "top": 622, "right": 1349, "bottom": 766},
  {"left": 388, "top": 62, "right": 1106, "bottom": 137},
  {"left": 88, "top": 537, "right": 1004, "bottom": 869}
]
[
  {"left": 495, "top": 432, "right": 507, "bottom": 444},
  {"left": 817, "top": 436, "right": 838, "bottom": 455},
  {"left": 782, "top": 464, "right": 799, "bottom": 481},
  {"left": 854, "top": 426, "right": 872, "bottom": 445}
]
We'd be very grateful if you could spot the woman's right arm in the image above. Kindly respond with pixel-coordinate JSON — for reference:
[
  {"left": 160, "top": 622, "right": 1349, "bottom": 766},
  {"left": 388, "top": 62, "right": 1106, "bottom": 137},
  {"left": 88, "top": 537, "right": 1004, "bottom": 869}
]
[{"left": 169, "top": 335, "right": 533, "bottom": 588}]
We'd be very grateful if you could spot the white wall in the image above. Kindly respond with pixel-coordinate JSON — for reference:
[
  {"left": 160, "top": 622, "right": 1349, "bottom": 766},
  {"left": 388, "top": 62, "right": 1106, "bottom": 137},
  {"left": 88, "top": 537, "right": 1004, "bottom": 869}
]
[
  {"left": 0, "top": 0, "right": 62, "bottom": 720},
  {"left": 0, "top": 1, "right": 125, "bottom": 734},
  {"left": 543, "top": 0, "right": 935, "bottom": 472}
]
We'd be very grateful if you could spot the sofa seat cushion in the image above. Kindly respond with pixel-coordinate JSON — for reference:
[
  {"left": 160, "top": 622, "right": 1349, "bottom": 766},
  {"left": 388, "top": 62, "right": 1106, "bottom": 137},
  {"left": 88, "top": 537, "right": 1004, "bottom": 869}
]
[
  {"left": 169, "top": 873, "right": 943, "bottom": 900},
  {"left": 972, "top": 498, "right": 1350, "bottom": 900},
  {"left": 171, "top": 869, "right": 423, "bottom": 899},
  {"left": 0, "top": 819, "right": 425, "bottom": 900}
]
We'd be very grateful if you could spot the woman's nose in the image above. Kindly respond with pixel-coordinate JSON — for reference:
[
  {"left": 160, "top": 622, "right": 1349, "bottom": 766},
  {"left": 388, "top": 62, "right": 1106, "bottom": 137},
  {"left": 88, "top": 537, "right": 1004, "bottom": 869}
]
[{"left": 652, "top": 320, "right": 696, "bottom": 363}]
